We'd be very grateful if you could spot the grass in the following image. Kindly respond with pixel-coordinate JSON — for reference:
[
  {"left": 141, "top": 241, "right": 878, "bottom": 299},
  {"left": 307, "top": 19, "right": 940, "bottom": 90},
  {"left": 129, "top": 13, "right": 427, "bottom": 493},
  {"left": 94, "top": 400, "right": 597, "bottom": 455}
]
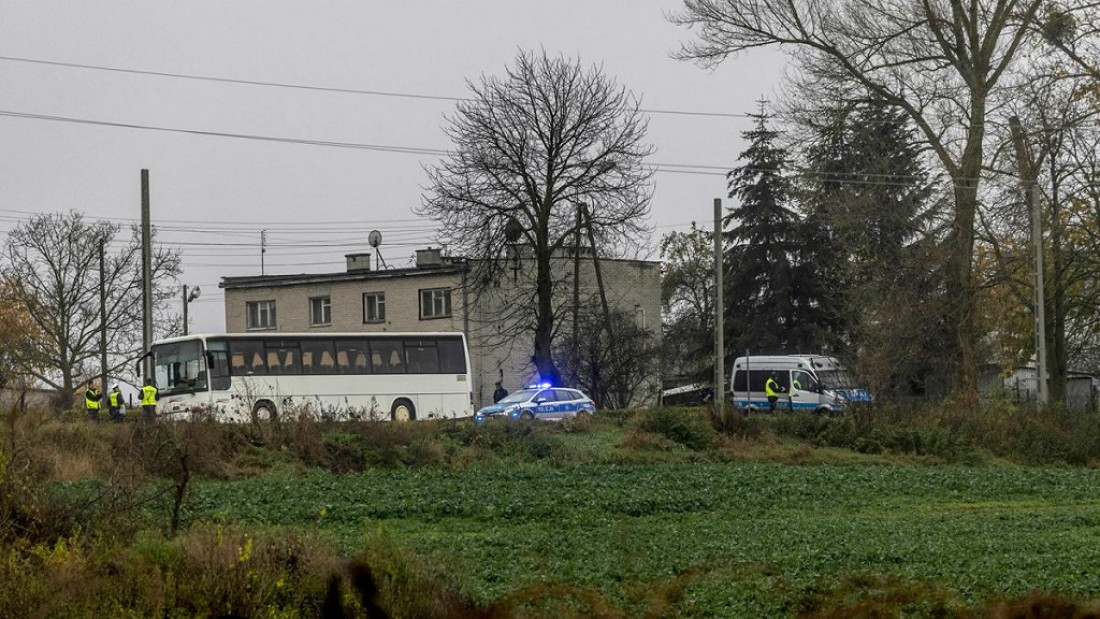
[
  {"left": 5, "top": 401, "right": 1100, "bottom": 616},
  {"left": 176, "top": 462, "right": 1100, "bottom": 616}
]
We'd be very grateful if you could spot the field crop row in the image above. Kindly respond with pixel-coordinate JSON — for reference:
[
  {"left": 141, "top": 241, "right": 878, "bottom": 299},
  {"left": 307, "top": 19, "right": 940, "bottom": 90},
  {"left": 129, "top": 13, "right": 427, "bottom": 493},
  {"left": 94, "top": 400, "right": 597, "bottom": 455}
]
[{"left": 185, "top": 463, "right": 1100, "bottom": 615}]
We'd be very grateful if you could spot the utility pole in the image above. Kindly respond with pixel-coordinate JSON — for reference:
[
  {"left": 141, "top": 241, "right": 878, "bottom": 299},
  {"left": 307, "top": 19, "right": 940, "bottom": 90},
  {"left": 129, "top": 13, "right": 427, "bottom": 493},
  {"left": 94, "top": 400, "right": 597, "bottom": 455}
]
[
  {"left": 1009, "top": 116, "right": 1048, "bottom": 407},
  {"left": 582, "top": 204, "right": 614, "bottom": 407},
  {"left": 261, "top": 229, "right": 267, "bottom": 275},
  {"left": 713, "top": 198, "right": 725, "bottom": 417},
  {"left": 141, "top": 169, "right": 153, "bottom": 380},
  {"left": 572, "top": 204, "right": 582, "bottom": 371},
  {"left": 99, "top": 238, "right": 108, "bottom": 394}
]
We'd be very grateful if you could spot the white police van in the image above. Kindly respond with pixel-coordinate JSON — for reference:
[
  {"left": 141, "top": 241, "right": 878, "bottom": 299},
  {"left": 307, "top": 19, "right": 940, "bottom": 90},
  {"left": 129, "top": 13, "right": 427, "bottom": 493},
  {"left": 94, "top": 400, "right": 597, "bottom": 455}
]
[{"left": 730, "top": 355, "right": 871, "bottom": 414}]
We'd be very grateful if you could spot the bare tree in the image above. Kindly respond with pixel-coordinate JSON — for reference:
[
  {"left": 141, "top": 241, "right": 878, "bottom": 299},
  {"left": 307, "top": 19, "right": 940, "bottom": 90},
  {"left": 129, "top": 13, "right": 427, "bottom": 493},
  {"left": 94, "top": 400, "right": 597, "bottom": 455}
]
[
  {"left": 2, "top": 211, "right": 181, "bottom": 400},
  {"left": 556, "top": 307, "right": 659, "bottom": 409},
  {"left": 673, "top": 0, "right": 1043, "bottom": 405},
  {"left": 419, "top": 49, "right": 655, "bottom": 385},
  {"left": 660, "top": 223, "right": 716, "bottom": 382}
]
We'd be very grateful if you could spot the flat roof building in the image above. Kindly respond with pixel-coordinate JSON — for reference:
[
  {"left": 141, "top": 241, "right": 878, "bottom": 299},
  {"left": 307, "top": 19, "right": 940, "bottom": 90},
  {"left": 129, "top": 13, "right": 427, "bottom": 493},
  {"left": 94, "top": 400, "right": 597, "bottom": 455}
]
[{"left": 220, "top": 246, "right": 661, "bottom": 409}]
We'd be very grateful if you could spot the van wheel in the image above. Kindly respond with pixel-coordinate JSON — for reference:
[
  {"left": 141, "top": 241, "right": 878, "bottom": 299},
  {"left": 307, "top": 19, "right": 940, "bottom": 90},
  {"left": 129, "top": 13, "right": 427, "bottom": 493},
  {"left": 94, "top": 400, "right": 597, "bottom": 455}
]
[
  {"left": 814, "top": 406, "right": 831, "bottom": 416},
  {"left": 391, "top": 398, "right": 416, "bottom": 422},
  {"left": 520, "top": 411, "right": 535, "bottom": 420}
]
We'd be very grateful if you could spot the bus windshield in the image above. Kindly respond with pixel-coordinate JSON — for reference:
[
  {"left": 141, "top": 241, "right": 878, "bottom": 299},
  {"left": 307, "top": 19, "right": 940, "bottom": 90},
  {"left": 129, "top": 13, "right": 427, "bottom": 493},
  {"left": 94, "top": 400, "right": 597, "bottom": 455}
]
[{"left": 151, "top": 339, "right": 207, "bottom": 395}]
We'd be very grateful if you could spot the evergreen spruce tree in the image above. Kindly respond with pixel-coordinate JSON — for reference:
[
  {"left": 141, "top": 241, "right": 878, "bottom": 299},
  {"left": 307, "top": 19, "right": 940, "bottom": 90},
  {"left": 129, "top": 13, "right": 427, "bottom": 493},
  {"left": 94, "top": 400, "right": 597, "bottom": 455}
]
[
  {"left": 724, "top": 106, "right": 801, "bottom": 354},
  {"left": 800, "top": 101, "right": 947, "bottom": 395}
]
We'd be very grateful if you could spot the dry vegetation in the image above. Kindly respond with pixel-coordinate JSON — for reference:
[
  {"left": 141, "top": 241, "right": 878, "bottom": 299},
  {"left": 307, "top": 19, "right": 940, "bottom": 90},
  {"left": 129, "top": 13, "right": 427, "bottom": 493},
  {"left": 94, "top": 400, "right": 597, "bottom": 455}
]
[{"left": 3, "top": 400, "right": 1100, "bottom": 617}]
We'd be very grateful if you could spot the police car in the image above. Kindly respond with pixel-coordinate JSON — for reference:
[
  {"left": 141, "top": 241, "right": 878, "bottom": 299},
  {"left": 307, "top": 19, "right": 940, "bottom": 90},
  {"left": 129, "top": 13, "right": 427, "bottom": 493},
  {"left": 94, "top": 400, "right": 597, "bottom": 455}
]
[{"left": 475, "top": 384, "right": 596, "bottom": 422}]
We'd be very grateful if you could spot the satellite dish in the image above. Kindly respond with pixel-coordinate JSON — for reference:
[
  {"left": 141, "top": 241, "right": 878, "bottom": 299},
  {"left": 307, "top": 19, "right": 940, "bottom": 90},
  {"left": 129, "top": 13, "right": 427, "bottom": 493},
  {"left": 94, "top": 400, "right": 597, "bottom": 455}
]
[
  {"left": 368, "top": 230, "right": 382, "bottom": 248},
  {"left": 504, "top": 218, "right": 523, "bottom": 243}
]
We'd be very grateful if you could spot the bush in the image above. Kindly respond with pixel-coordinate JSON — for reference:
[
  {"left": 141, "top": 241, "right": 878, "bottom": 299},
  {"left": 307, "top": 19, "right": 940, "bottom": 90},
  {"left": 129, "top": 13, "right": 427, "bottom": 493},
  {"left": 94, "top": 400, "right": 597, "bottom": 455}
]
[
  {"left": 637, "top": 408, "right": 715, "bottom": 451},
  {"left": 443, "top": 419, "right": 557, "bottom": 462}
]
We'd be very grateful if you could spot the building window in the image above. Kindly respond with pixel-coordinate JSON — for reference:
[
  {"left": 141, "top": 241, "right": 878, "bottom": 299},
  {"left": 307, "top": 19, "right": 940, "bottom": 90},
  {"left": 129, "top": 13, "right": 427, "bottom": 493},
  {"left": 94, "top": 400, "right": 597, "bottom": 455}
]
[
  {"left": 363, "top": 292, "right": 386, "bottom": 323},
  {"left": 419, "top": 288, "right": 452, "bottom": 319},
  {"left": 310, "top": 296, "right": 332, "bottom": 326},
  {"left": 246, "top": 300, "right": 276, "bottom": 330}
]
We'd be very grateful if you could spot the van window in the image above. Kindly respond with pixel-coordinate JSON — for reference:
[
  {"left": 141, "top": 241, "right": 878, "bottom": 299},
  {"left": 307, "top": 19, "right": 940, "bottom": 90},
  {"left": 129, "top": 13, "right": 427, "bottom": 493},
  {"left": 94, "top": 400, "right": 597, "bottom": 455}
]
[
  {"left": 733, "top": 369, "right": 790, "bottom": 392},
  {"left": 791, "top": 370, "right": 818, "bottom": 392}
]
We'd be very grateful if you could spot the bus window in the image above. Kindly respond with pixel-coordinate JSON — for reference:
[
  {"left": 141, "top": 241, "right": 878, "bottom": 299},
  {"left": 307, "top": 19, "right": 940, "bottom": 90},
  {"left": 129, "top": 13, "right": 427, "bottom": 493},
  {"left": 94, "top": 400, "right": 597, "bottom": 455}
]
[
  {"left": 370, "top": 340, "right": 405, "bottom": 374},
  {"left": 229, "top": 340, "right": 267, "bottom": 375},
  {"left": 438, "top": 337, "right": 467, "bottom": 373},
  {"left": 335, "top": 340, "right": 371, "bottom": 375},
  {"left": 405, "top": 339, "right": 440, "bottom": 374},
  {"left": 206, "top": 339, "right": 231, "bottom": 391},
  {"left": 300, "top": 339, "right": 336, "bottom": 375},
  {"left": 265, "top": 343, "right": 301, "bottom": 375}
]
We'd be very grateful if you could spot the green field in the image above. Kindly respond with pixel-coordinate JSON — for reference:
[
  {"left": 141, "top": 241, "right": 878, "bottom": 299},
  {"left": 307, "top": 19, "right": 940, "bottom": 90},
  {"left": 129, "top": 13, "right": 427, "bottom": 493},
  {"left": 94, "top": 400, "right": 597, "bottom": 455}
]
[{"left": 184, "top": 462, "right": 1100, "bottom": 616}]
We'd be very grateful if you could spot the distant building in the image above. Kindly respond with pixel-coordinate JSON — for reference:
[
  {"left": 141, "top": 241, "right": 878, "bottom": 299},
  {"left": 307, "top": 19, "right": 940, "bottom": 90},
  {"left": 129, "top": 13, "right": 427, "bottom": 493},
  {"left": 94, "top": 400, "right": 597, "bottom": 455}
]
[{"left": 220, "top": 246, "right": 661, "bottom": 408}]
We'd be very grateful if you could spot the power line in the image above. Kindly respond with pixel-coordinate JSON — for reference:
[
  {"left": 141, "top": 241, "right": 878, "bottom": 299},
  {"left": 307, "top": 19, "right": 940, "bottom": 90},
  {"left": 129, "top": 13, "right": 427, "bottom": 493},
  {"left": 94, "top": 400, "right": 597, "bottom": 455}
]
[
  {"left": 0, "top": 108, "right": 961, "bottom": 186},
  {"left": 0, "top": 54, "right": 753, "bottom": 120}
]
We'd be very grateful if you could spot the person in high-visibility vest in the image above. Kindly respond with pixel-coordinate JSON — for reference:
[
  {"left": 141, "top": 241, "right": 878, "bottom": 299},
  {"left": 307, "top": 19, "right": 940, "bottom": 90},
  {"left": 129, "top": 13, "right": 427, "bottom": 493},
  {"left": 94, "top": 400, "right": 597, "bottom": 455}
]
[
  {"left": 140, "top": 379, "right": 158, "bottom": 423},
  {"left": 84, "top": 382, "right": 102, "bottom": 422},
  {"left": 107, "top": 385, "right": 124, "bottom": 423},
  {"left": 765, "top": 375, "right": 780, "bottom": 412}
]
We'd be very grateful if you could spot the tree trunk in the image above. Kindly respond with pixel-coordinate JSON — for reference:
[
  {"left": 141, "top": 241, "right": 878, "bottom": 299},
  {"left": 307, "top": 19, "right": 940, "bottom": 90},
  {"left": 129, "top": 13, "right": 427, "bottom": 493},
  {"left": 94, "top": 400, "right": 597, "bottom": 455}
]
[
  {"left": 947, "top": 109, "right": 987, "bottom": 410},
  {"left": 532, "top": 228, "right": 561, "bottom": 385}
]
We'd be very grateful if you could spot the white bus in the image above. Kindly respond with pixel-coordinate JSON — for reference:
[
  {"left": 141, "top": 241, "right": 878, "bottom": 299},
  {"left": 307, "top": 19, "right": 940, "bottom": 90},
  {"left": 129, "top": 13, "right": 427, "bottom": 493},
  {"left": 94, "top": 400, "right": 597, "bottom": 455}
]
[
  {"left": 730, "top": 354, "right": 872, "bottom": 414},
  {"left": 148, "top": 332, "right": 473, "bottom": 422}
]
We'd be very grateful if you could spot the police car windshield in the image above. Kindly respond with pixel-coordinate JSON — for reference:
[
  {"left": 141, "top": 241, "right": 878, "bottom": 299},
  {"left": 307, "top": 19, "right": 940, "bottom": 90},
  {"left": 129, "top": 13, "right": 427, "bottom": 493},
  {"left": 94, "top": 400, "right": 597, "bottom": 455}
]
[{"left": 497, "top": 389, "right": 540, "bottom": 404}]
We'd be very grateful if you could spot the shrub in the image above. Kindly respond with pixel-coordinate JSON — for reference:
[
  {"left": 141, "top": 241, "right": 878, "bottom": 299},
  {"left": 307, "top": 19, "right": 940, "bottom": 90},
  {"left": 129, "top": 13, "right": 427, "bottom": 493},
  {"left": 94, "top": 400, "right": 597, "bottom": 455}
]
[
  {"left": 443, "top": 419, "right": 558, "bottom": 462},
  {"left": 637, "top": 408, "right": 714, "bottom": 451}
]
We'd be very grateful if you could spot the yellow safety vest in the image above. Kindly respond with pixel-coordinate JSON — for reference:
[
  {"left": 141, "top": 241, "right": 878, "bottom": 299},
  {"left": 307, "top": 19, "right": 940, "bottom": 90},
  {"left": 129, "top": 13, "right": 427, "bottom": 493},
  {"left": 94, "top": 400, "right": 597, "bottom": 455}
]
[
  {"left": 85, "top": 389, "right": 101, "bottom": 410},
  {"left": 141, "top": 385, "right": 158, "bottom": 406},
  {"left": 765, "top": 379, "right": 778, "bottom": 397},
  {"left": 109, "top": 391, "right": 122, "bottom": 407}
]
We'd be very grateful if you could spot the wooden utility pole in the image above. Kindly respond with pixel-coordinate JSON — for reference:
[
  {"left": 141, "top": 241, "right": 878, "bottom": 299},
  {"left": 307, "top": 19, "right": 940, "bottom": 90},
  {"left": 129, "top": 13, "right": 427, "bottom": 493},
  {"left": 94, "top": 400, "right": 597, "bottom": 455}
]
[
  {"left": 572, "top": 204, "right": 582, "bottom": 370},
  {"left": 99, "top": 238, "right": 108, "bottom": 394},
  {"left": 713, "top": 198, "right": 724, "bottom": 417},
  {"left": 141, "top": 169, "right": 153, "bottom": 379}
]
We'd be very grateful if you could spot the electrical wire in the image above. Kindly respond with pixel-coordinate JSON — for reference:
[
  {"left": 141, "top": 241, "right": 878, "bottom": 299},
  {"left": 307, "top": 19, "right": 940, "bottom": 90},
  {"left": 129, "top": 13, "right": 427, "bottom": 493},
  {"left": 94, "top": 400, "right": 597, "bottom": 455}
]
[{"left": 0, "top": 54, "right": 753, "bottom": 119}]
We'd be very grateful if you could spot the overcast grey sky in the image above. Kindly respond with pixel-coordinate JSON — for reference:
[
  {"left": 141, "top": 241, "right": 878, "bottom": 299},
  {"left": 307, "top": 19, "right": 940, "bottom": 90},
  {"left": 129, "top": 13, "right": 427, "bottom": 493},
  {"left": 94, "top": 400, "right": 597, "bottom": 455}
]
[{"left": 0, "top": 1, "right": 784, "bottom": 333}]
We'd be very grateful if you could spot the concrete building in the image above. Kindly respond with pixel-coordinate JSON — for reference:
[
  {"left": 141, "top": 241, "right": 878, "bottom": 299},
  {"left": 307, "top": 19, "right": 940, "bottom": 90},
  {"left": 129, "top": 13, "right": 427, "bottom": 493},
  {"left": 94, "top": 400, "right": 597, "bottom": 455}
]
[{"left": 220, "top": 247, "right": 661, "bottom": 409}]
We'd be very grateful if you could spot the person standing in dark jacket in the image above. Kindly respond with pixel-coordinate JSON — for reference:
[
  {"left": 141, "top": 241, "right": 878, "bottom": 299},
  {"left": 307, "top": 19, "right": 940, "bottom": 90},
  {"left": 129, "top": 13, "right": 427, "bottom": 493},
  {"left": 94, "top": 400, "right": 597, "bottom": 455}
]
[{"left": 492, "top": 381, "right": 509, "bottom": 403}]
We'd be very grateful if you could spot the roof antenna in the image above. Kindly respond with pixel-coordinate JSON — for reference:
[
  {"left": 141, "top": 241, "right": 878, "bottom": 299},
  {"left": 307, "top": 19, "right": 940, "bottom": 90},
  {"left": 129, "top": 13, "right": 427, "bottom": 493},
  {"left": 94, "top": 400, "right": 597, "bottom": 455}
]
[{"left": 369, "top": 230, "right": 388, "bottom": 269}]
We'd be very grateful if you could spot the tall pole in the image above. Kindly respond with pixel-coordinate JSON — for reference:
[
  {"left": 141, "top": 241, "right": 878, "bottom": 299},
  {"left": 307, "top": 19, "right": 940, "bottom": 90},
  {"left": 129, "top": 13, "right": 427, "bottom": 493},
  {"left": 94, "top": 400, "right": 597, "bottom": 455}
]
[
  {"left": 261, "top": 229, "right": 267, "bottom": 275},
  {"left": 141, "top": 169, "right": 153, "bottom": 380},
  {"left": 572, "top": 204, "right": 582, "bottom": 370},
  {"left": 99, "top": 238, "right": 108, "bottom": 393},
  {"left": 714, "top": 198, "right": 725, "bottom": 417},
  {"left": 1009, "top": 117, "right": 1048, "bottom": 406},
  {"left": 182, "top": 284, "right": 189, "bottom": 336}
]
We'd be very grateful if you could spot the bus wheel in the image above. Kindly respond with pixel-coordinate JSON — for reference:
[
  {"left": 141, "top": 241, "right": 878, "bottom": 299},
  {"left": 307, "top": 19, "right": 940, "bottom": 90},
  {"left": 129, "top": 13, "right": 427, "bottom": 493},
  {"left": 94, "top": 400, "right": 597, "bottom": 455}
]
[
  {"left": 252, "top": 400, "right": 278, "bottom": 423},
  {"left": 391, "top": 398, "right": 416, "bottom": 422}
]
